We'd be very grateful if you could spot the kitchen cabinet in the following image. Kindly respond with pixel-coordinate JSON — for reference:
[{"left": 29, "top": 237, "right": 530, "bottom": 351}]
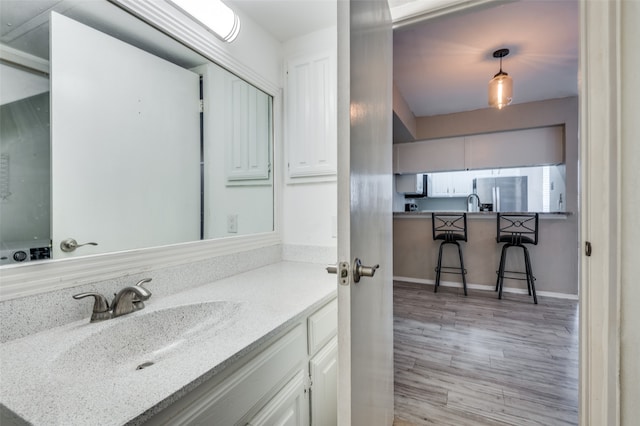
[
  {"left": 464, "top": 126, "right": 564, "bottom": 170},
  {"left": 394, "top": 126, "right": 564, "bottom": 174},
  {"left": 428, "top": 171, "right": 473, "bottom": 197},
  {"left": 148, "top": 298, "right": 337, "bottom": 426},
  {"left": 286, "top": 50, "right": 337, "bottom": 180},
  {"left": 226, "top": 75, "right": 271, "bottom": 182},
  {"left": 395, "top": 136, "right": 465, "bottom": 174}
]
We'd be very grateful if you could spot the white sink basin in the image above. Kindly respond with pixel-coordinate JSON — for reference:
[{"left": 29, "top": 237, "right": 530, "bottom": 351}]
[{"left": 52, "top": 301, "right": 242, "bottom": 378}]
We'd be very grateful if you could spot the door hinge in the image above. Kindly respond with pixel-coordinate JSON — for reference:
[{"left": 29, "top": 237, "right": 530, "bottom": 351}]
[
  {"left": 585, "top": 241, "right": 592, "bottom": 256},
  {"left": 199, "top": 99, "right": 204, "bottom": 113}
]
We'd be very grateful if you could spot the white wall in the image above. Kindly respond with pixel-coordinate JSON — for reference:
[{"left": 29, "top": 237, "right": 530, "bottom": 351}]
[{"left": 281, "top": 27, "right": 338, "bottom": 262}]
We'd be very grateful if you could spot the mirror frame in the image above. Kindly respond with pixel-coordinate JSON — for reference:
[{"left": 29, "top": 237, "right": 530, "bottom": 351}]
[{"left": 0, "top": 0, "right": 282, "bottom": 301}]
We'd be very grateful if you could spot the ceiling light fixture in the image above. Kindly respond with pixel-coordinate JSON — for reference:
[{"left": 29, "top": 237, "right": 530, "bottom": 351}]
[
  {"left": 168, "top": 0, "right": 240, "bottom": 42},
  {"left": 488, "top": 48, "right": 513, "bottom": 109}
]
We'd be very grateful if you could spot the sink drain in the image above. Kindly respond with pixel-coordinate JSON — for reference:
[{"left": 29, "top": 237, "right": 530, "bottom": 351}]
[{"left": 136, "top": 361, "right": 155, "bottom": 370}]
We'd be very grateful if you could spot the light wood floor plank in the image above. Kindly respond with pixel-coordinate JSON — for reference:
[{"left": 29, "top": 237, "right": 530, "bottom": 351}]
[{"left": 393, "top": 281, "right": 578, "bottom": 425}]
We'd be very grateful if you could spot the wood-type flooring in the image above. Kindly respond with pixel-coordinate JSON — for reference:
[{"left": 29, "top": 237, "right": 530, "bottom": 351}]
[{"left": 393, "top": 281, "right": 578, "bottom": 426}]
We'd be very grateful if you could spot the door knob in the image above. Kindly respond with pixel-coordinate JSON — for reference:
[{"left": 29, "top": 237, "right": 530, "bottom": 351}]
[
  {"left": 60, "top": 238, "right": 98, "bottom": 252},
  {"left": 353, "top": 258, "right": 379, "bottom": 283}
]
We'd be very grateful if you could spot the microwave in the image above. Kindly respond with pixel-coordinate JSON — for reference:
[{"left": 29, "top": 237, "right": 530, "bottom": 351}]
[{"left": 395, "top": 173, "right": 427, "bottom": 197}]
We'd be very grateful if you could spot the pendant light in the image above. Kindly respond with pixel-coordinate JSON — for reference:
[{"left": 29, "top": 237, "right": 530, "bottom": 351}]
[{"left": 488, "top": 48, "right": 513, "bottom": 109}]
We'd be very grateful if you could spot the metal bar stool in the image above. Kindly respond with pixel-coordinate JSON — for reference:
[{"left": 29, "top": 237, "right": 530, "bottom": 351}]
[
  {"left": 432, "top": 213, "right": 468, "bottom": 296},
  {"left": 495, "top": 213, "right": 539, "bottom": 304}
]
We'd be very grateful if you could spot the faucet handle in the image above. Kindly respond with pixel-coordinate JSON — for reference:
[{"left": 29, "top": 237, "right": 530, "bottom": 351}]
[
  {"left": 131, "top": 278, "right": 152, "bottom": 310},
  {"left": 135, "top": 278, "right": 152, "bottom": 289},
  {"left": 72, "top": 292, "right": 111, "bottom": 322}
]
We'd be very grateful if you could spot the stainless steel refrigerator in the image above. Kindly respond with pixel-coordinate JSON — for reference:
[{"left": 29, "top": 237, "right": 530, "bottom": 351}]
[{"left": 473, "top": 176, "right": 528, "bottom": 212}]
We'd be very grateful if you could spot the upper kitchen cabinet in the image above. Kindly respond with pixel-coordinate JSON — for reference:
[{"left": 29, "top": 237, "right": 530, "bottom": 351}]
[
  {"left": 285, "top": 51, "right": 337, "bottom": 180},
  {"left": 465, "top": 126, "right": 565, "bottom": 170},
  {"left": 395, "top": 136, "right": 465, "bottom": 174},
  {"left": 394, "top": 125, "right": 565, "bottom": 174}
]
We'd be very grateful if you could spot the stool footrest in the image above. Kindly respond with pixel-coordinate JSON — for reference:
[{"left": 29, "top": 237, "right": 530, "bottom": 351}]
[
  {"left": 435, "top": 266, "right": 467, "bottom": 275},
  {"left": 495, "top": 270, "right": 536, "bottom": 282}
]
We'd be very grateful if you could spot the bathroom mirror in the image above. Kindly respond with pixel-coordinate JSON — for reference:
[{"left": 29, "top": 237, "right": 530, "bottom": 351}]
[{"left": 0, "top": 0, "right": 274, "bottom": 267}]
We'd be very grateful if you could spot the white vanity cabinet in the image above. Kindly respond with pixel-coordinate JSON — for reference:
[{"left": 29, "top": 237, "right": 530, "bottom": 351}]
[{"left": 147, "top": 298, "right": 337, "bottom": 426}]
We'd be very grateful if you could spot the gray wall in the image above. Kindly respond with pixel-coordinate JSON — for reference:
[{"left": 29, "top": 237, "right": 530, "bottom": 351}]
[{"left": 394, "top": 97, "right": 579, "bottom": 295}]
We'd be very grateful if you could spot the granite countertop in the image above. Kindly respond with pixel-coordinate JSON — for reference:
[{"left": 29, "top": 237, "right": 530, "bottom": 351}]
[
  {"left": 394, "top": 211, "right": 571, "bottom": 218},
  {"left": 0, "top": 262, "right": 336, "bottom": 426}
]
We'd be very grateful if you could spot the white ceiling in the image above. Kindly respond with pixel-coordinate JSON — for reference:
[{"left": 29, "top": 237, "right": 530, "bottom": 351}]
[{"left": 233, "top": 0, "right": 579, "bottom": 118}]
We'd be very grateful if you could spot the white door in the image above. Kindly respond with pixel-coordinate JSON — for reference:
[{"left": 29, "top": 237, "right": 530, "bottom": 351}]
[
  {"left": 336, "top": 1, "right": 394, "bottom": 424},
  {"left": 50, "top": 13, "right": 200, "bottom": 258}
]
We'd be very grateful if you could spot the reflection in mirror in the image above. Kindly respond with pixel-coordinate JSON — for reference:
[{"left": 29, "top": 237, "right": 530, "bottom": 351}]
[{"left": 0, "top": 0, "right": 274, "bottom": 266}]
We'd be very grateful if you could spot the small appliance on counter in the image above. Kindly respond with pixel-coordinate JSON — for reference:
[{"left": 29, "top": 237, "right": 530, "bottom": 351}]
[{"left": 405, "top": 203, "right": 418, "bottom": 212}]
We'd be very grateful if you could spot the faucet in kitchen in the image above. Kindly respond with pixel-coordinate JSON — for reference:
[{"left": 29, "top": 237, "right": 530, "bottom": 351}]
[{"left": 467, "top": 193, "right": 481, "bottom": 212}]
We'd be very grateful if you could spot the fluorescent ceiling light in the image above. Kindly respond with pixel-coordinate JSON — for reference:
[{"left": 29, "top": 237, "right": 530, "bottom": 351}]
[{"left": 169, "top": 0, "right": 240, "bottom": 42}]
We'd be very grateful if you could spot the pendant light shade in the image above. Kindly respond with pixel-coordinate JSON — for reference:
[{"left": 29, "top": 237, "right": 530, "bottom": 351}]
[{"left": 488, "top": 48, "right": 513, "bottom": 109}]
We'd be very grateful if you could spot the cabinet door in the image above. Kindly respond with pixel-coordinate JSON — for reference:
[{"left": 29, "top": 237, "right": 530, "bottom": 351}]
[
  {"left": 226, "top": 75, "right": 271, "bottom": 181},
  {"left": 286, "top": 51, "right": 337, "bottom": 179},
  {"left": 309, "top": 337, "right": 338, "bottom": 426},
  {"left": 465, "top": 126, "right": 564, "bottom": 169},
  {"left": 450, "top": 171, "right": 473, "bottom": 196},
  {"left": 396, "top": 137, "right": 465, "bottom": 174},
  {"left": 247, "top": 370, "right": 308, "bottom": 426},
  {"left": 427, "top": 174, "right": 451, "bottom": 197}
]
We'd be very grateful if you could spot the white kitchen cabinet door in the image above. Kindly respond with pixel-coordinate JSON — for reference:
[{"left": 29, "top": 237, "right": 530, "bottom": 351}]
[
  {"left": 309, "top": 337, "right": 338, "bottom": 426},
  {"left": 226, "top": 75, "right": 271, "bottom": 181},
  {"left": 286, "top": 51, "right": 337, "bottom": 179},
  {"left": 247, "top": 370, "right": 308, "bottom": 426},
  {"left": 465, "top": 126, "right": 564, "bottom": 169},
  {"left": 396, "top": 136, "right": 465, "bottom": 173},
  {"left": 428, "top": 171, "right": 473, "bottom": 197}
]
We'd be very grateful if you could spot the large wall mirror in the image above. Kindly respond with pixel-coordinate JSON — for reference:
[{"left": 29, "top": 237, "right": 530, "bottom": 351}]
[{"left": 0, "top": 0, "right": 274, "bottom": 268}]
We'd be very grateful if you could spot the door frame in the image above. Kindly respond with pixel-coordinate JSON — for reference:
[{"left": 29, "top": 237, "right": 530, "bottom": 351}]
[{"left": 392, "top": 0, "right": 627, "bottom": 424}]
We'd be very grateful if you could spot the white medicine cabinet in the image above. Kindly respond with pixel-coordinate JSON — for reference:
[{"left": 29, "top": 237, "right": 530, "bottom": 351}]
[{"left": 285, "top": 50, "right": 337, "bottom": 180}]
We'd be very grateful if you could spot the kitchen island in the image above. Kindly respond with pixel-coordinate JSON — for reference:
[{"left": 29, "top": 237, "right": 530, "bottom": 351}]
[{"left": 393, "top": 211, "right": 578, "bottom": 298}]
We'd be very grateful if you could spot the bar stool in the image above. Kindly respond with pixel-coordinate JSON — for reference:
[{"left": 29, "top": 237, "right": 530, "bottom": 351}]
[
  {"left": 495, "top": 213, "right": 539, "bottom": 304},
  {"left": 432, "top": 213, "right": 468, "bottom": 296}
]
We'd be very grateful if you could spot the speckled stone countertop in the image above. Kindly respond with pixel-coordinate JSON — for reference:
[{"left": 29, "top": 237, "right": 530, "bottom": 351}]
[
  {"left": 394, "top": 211, "right": 571, "bottom": 218},
  {"left": 0, "top": 261, "right": 336, "bottom": 426}
]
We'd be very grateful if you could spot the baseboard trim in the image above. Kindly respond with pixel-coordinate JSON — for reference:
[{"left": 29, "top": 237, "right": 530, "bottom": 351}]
[{"left": 393, "top": 276, "right": 579, "bottom": 301}]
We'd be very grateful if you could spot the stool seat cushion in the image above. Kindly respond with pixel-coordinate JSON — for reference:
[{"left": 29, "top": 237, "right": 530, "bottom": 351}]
[
  {"left": 498, "top": 235, "right": 536, "bottom": 244},
  {"left": 435, "top": 233, "right": 466, "bottom": 241}
]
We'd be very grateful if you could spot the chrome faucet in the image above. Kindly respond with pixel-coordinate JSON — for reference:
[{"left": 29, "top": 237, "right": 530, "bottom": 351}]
[
  {"left": 467, "top": 193, "right": 481, "bottom": 212},
  {"left": 73, "top": 278, "right": 152, "bottom": 322}
]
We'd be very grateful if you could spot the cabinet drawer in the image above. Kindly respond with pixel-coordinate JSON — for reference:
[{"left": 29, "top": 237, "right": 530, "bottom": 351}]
[
  {"left": 307, "top": 299, "right": 337, "bottom": 356},
  {"left": 151, "top": 325, "right": 306, "bottom": 425}
]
